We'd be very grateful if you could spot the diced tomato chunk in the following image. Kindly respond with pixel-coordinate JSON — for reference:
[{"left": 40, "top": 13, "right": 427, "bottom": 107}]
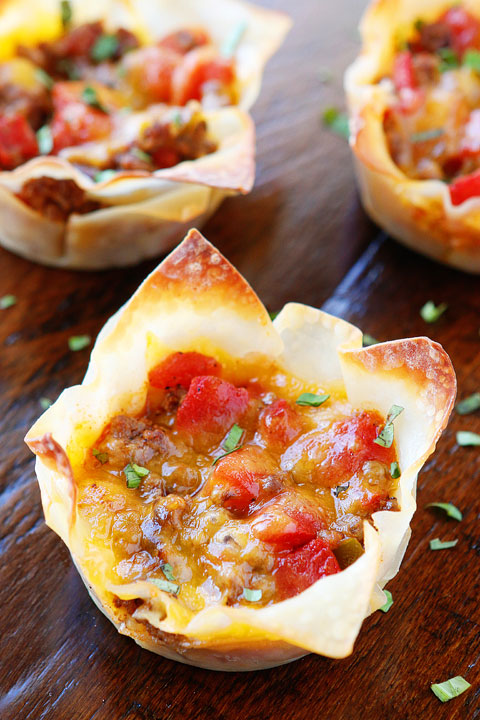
[
  {"left": 158, "top": 28, "right": 211, "bottom": 55},
  {"left": 151, "top": 147, "right": 180, "bottom": 168},
  {"left": 441, "top": 7, "right": 480, "bottom": 56},
  {"left": 0, "top": 114, "right": 38, "bottom": 169},
  {"left": 393, "top": 51, "right": 417, "bottom": 92},
  {"left": 149, "top": 352, "right": 221, "bottom": 390},
  {"left": 251, "top": 498, "right": 322, "bottom": 551},
  {"left": 175, "top": 375, "right": 249, "bottom": 441},
  {"left": 259, "top": 399, "right": 304, "bottom": 449},
  {"left": 449, "top": 169, "right": 480, "bottom": 205},
  {"left": 206, "top": 446, "right": 272, "bottom": 513},
  {"left": 327, "top": 412, "right": 396, "bottom": 475},
  {"left": 274, "top": 537, "right": 340, "bottom": 600},
  {"left": 51, "top": 83, "right": 113, "bottom": 152},
  {"left": 171, "top": 47, "right": 235, "bottom": 105},
  {"left": 138, "top": 46, "right": 180, "bottom": 103}
]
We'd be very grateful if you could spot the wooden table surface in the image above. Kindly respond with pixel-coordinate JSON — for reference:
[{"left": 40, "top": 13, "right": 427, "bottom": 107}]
[{"left": 1, "top": 1, "right": 479, "bottom": 718}]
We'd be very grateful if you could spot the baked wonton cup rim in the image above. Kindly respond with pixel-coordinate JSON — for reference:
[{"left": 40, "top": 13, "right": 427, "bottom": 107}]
[
  {"left": 345, "top": 0, "right": 480, "bottom": 266},
  {"left": 25, "top": 229, "right": 456, "bottom": 665}
]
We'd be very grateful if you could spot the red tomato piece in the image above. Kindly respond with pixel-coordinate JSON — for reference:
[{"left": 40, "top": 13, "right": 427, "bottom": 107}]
[
  {"left": 274, "top": 537, "right": 340, "bottom": 601},
  {"left": 251, "top": 498, "right": 322, "bottom": 551},
  {"left": 441, "top": 7, "right": 480, "bottom": 56},
  {"left": 326, "top": 412, "right": 396, "bottom": 476},
  {"left": 259, "top": 399, "right": 304, "bottom": 449},
  {"left": 138, "top": 47, "right": 180, "bottom": 103},
  {"left": 175, "top": 375, "right": 249, "bottom": 439},
  {"left": 158, "top": 28, "right": 211, "bottom": 55},
  {"left": 51, "top": 83, "right": 112, "bottom": 152},
  {"left": 0, "top": 114, "right": 38, "bottom": 169},
  {"left": 449, "top": 169, "right": 480, "bottom": 205},
  {"left": 393, "top": 51, "right": 417, "bottom": 92},
  {"left": 151, "top": 147, "right": 181, "bottom": 169},
  {"left": 149, "top": 352, "right": 221, "bottom": 390},
  {"left": 206, "top": 446, "right": 277, "bottom": 514},
  {"left": 171, "top": 47, "right": 235, "bottom": 105}
]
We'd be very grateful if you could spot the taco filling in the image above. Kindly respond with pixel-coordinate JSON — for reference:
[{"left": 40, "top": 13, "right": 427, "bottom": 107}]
[{"left": 78, "top": 350, "right": 401, "bottom": 612}]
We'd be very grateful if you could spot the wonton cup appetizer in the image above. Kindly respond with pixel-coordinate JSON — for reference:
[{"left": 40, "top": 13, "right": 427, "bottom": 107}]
[
  {"left": 346, "top": 0, "right": 480, "bottom": 272},
  {"left": 26, "top": 230, "right": 455, "bottom": 671},
  {"left": 0, "top": 0, "right": 290, "bottom": 268}
]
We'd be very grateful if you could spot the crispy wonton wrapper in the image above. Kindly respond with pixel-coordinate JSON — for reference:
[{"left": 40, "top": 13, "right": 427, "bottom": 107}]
[
  {"left": 0, "top": 0, "right": 290, "bottom": 269},
  {"left": 345, "top": 0, "right": 480, "bottom": 272},
  {"left": 26, "top": 229, "right": 456, "bottom": 671}
]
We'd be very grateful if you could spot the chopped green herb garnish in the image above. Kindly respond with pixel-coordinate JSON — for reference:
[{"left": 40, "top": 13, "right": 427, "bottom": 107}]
[
  {"left": 363, "top": 333, "right": 378, "bottom": 346},
  {"left": 456, "top": 392, "right": 480, "bottom": 415},
  {"left": 94, "top": 169, "right": 117, "bottom": 183},
  {"left": 92, "top": 448, "right": 109, "bottom": 464},
  {"left": 420, "top": 301, "right": 447, "bottom": 323},
  {"left": 150, "top": 577, "right": 180, "bottom": 595},
  {"left": 223, "top": 423, "right": 244, "bottom": 452},
  {"left": 410, "top": 128, "right": 444, "bottom": 143},
  {"left": 171, "top": 110, "right": 182, "bottom": 129},
  {"left": 0, "top": 294, "right": 16, "bottom": 309},
  {"left": 91, "top": 34, "right": 119, "bottom": 63},
  {"left": 35, "top": 68, "right": 54, "bottom": 90},
  {"left": 37, "top": 125, "right": 53, "bottom": 155},
  {"left": 131, "top": 147, "right": 152, "bottom": 164},
  {"left": 374, "top": 405, "right": 404, "bottom": 448},
  {"left": 379, "top": 589, "right": 393, "bottom": 613},
  {"left": 333, "top": 482, "right": 350, "bottom": 497},
  {"left": 68, "top": 334, "right": 91, "bottom": 351},
  {"left": 322, "top": 107, "right": 349, "bottom": 139},
  {"left": 60, "top": 0, "right": 72, "bottom": 29},
  {"left": 39, "top": 397, "right": 52, "bottom": 410},
  {"left": 57, "top": 58, "right": 80, "bottom": 80},
  {"left": 296, "top": 392, "right": 330, "bottom": 407},
  {"left": 161, "top": 563, "right": 177, "bottom": 583},
  {"left": 456, "top": 430, "right": 480, "bottom": 447},
  {"left": 81, "top": 86, "right": 108, "bottom": 113},
  {"left": 438, "top": 47, "right": 459, "bottom": 72},
  {"left": 463, "top": 49, "right": 480, "bottom": 73},
  {"left": 426, "top": 502, "right": 462, "bottom": 521},
  {"left": 124, "top": 462, "right": 149, "bottom": 488},
  {"left": 390, "top": 461, "right": 401, "bottom": 479},
  {"left": 269, "top": 310, "right": 279, "bottom": 321},
  {"left": 221, "top": 21, "right": 247, "bottom": 57},
  {"left": 431, "top": 676, "right": 471, "bottom": 702},
  {"left": 430, "top": 538, "right": 458, "bottom": 550},
  {"left": 242, "top": 588, "right": 262, "bottom": 602},
  {"left": 414, "top": 18, "right": 425, "bottom": 31},
  {"left": 212, "top": 424, "right": 244, "bottom": 465}
]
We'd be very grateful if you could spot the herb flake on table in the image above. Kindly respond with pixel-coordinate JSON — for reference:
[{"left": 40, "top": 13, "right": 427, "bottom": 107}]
[
  {"left": 296, "top": 392, "right": 330, "bottom": 407},
  {"left": 431, "top": 676, "right": 471, "bottom": 702},
  {"left": 322, "top": 107, "right": 349, "bottom": 139},
  {"left": 456, "top": 430, "right": 480, "bottom": 446},
  {"left": 68, "top": 334, "right": 91, "bottom": 351},
  {"left": 374, "top": 405, "right": 404, "bottom": 448},
  {"left": 379, "top": 589, "right": 393, "bottom": 613},
  {"left": 0, "top": 294, "right": 16, "bottom": 309},
  {"left": 456, "top": 392, "right": 480, "bottom": 415},
  {"left": 363, "top": 333, "right": 378, "bottom": 346},
  {"left": 430, "top": 538, "right": 458, "bottom": 550},
  {"left": 39, "top": 397, "right": 52, "bottom": 411},
  {"left": 425, "top": 502, "right": 462, "bottom": 521},
  {"left": 420, "top": 301, "right": 447, "bottom": 323}
]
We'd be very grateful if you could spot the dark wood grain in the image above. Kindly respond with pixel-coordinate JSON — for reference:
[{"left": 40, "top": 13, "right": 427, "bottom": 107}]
[{"left": 1, "top": 1, "right": 479, "bottom": 718}]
